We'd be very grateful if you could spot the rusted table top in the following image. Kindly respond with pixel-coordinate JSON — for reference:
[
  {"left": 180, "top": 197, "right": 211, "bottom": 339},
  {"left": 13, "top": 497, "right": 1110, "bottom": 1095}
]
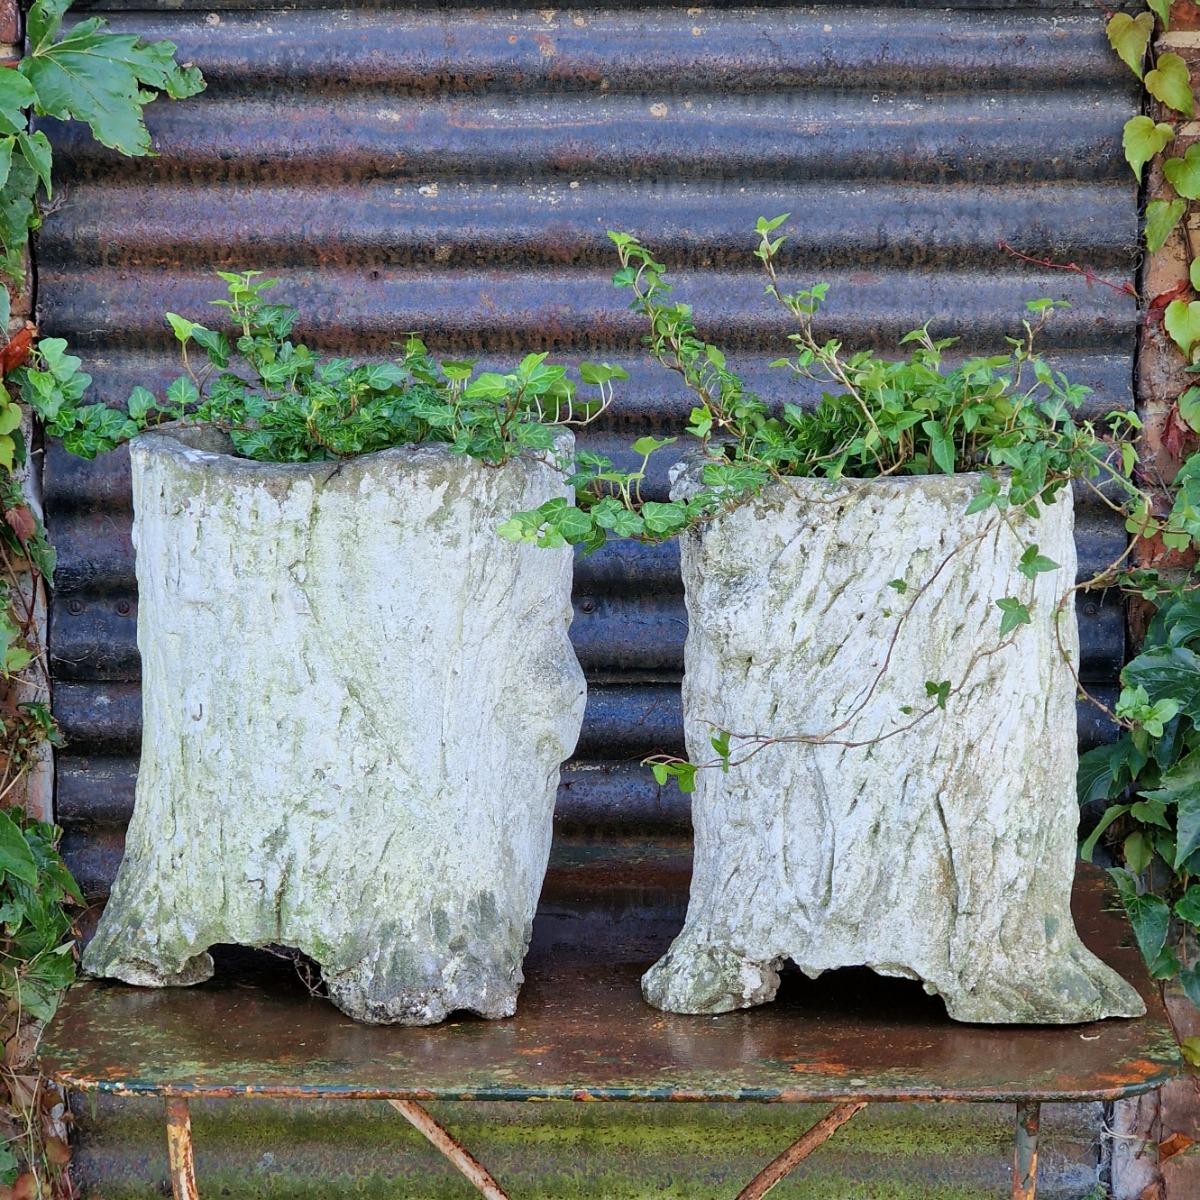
[{"left": 41, "top": 855, "right": 1181, "bottom": 1104}]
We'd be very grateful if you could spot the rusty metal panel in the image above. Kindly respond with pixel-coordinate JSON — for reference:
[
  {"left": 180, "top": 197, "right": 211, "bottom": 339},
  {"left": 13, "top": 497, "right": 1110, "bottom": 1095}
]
[
  {"left": 42, "top": 866, "right": 1180, "bottom": 1103},
  {"left": 36, "top": 4, "right": 1137, "bottom": 905}
]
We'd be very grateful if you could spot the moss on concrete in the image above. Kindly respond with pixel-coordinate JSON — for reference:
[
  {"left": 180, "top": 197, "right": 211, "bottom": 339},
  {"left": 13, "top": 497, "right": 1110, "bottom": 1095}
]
[{"left": 74, "top": 1098, "right": 1102, "bottom": 1199}]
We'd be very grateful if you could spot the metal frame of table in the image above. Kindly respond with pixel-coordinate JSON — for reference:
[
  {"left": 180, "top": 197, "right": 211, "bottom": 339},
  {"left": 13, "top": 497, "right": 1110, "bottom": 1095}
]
[{"left": 43, "top": 866, "right": 1182, "bottom": 1199}]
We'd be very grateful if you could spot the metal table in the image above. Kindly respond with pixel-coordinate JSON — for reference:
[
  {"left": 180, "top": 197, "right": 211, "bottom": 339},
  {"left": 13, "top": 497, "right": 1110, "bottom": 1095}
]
[{"left": 41, "top": 860, "right": 1181, "bottom": 1199}]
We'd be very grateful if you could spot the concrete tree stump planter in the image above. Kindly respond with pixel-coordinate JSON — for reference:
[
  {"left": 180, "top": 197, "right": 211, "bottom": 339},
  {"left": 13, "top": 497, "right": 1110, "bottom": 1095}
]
[
  {"left": 83, "top": 426, "right": 586, "bottom": 1025},
  {"left": 643, "top": 469, "right": 1145, "bottom": 1025}
]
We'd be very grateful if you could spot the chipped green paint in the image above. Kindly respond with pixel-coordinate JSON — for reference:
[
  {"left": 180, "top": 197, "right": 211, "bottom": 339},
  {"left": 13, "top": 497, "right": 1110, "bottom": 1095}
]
[
  {"left": 75, "top": 1098, "right": 1105, "bottom": 1200},
  {"left": 43, "top": 869, "right": 1182, "bottom": 1107}
]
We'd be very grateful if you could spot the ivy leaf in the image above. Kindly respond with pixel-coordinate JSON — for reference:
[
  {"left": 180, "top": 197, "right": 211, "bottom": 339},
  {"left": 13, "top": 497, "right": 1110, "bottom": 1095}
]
[
  {"left": 649, "top": 760, "right": 697, "bottom": 795},
  {"left": 1078, "top": 740, "right": 1134, "bottom": 806},
  {"left": 1175, "top": 884, "right": 1200, "bottom": 926},
  {"left": 0, "top": 68, "right": 36, "bottom": 135},
  {"left": 164, "top": 313, "right": 195, "bottom": 343},
  {"left": 1147, "top": 0, "right": 1171, "bottom": 30},
  {"left": 165, "top": 376, "right": 199, "bottom": 411},
  {"left": 19, "top": 16, "right": 207, "bottom": 157},
  {"left": 641, "top": 500, "right": 689, "bottom": 537},
  {"left": 996, "top": 596, "right": 1031, "bottom": 637},
  {"left": 1130, "top": 797, "right": 1171, "bottom": 829},
  {"left": 921, "top": 420, "right": 955, "bottom": 475},
  {"left": 1145, "top": 52, "right": 1195, "bottom": 117},
  {"left": 1124, "top": 115, "right": 1174, "bottom": 181},
  {"left": 1176, "top": 789, "right": 1200, "bottom": 869},
  {"left": 1164, "top": 143, "right": 1200, "bottom": 199},
  {"left": 26, "top": 0, "right": 71, "bottom": 55},
  {"left": 0, "top": 137, "right": 14, "bottom": 195},
  {"left": 1166, "top": 299, "right": 1200, "bottom": 358},
  {"left": 1179, "top": 386, "right": 1200, "bottom": 431},
  {"left": 17, "top": 131, "right": 52, "bottom": 199},
  {"left": 0, "top": 810, "right": 38, "bottom": 887},
  {"left": 1106, "top": 11, "right": 1155, "bottom": 79},
  {"left": 1080, "top": 803, "right": 1130, "bottom": 861},
  {"left": 1123, "top": 830, "right": 1154, "bottom": 873},
  {"left": 1017, "top": 543, "right": 1059, "bottom": 580},
  {"left": 1147, "top": 199, "right": 1187, "bottom": 254},
  {"left": 1109, "top": 867, "right": 1171, "bottom": 965},
  {"left": 1124, "top": 646, "right": 1200, "bottom": 717},
  {"left": 361, "top": 362, "right": 406, "bottom": 391},
  {"left": 126, "top": 386, "right": 156, "bottom": 422},
  {"left": 924, "top": 679, "right": 951, "bottom": 710},
  {"left": 630, "top": 435, "right": 676, "bottom": 457}
]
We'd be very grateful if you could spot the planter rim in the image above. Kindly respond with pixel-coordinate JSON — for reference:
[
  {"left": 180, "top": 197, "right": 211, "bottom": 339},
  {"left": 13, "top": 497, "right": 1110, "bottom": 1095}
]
[
  {"left": 670, "top": 455, "right": 1016, "bottom": 501},
  {"left": 130, "top": 421, "right": 573, "bottom": 479}
]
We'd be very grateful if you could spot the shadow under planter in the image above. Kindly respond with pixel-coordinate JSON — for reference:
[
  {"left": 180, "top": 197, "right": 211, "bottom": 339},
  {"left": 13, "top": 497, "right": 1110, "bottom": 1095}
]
[
  {"left": 643, "top": 467, "right": 1144, "bottom": 1025},
  {"left": 82, "top": 426, "right": 586, "bottom": 1025}
]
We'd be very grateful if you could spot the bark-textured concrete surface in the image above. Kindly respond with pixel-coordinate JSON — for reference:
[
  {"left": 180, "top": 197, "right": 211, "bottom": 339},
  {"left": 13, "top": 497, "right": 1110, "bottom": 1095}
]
[
  {"left": 84, "top": 427, "right": 585, "bottom": 1024},
  {"left": 645, "top": 470, "right": 1144, "bottom": 1024}
]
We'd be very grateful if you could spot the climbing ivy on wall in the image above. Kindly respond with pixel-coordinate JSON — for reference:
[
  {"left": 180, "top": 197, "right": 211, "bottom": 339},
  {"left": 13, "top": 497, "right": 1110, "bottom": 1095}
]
[
  {"left": 0, "top": 2, "right": 204, "bottom": 1194},
  {"left": 0, "top": 3, "right": 201, "bottom": 814},
  {"left": 1080, "top": 4, "right": 1200, "bottom": 1044}
]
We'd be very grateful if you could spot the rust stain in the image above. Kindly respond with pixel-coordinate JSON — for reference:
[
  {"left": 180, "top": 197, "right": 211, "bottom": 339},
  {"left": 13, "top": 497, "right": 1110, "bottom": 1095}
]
[{"left": 40, "top": 869, "right": 1181, "bottom": 1107}]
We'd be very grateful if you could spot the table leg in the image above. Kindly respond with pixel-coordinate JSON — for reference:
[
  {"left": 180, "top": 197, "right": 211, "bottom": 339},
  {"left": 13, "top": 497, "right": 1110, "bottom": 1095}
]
[
  {"left": 165, "top": 1097, "right": 199, "bottom": 1200},
  {"left": 388, "top": 1098, "right": 510, "bottom": 1199},
  {"left": 1012, "top": 1102, "right": 1040, "bottom": 1200},
  {"left": 735, "top": 1101, "right": 867, "bottom": 1200}
]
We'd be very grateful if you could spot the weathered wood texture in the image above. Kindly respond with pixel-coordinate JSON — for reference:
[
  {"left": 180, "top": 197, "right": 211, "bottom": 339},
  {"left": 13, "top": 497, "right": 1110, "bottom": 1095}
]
[
  {"left": 643, "top": 472, "right": 1144, "bottom": 1024},
  {"left": 83, "top": 427, "right": 585, "bottom": 1025}
]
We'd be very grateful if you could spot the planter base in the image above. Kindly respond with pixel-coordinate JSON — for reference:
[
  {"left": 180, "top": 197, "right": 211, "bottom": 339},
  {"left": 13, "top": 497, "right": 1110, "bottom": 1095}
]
[{"left": 643, "top": 928, "right": 1146, "bottom": 1025}]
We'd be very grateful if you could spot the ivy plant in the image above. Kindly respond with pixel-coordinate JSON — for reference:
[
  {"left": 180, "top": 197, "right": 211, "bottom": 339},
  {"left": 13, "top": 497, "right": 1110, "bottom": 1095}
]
[
  {"left": 0, "top": 809, "right": 79, "bottom": 1024},
  {"left": 0, "top": 0, "right": 204, "bottom": 323},
  {"left": 1108, "top": 4, "right": 1200, "bottom": 361},
  {"left": 0, "top": 0, "right": 203, "bottom": 806},
  {"left": 0, "top": 4, "right": 203, "bottom": 1191},
  {"left": 1079, "top": 587, "right": 1200, "bottom": 1011},
  {"left": 14, "top": 271, "right": 628, "bottom": 465},
  {"left": 502, "top": 221, "right": 1141, "bottom": 561},
  {"left": 499, "top": 221, "right": 1179, "bottom": 800},
  {"left": 1069, "top": 4, "right": 1200, "bottom": 1017}
]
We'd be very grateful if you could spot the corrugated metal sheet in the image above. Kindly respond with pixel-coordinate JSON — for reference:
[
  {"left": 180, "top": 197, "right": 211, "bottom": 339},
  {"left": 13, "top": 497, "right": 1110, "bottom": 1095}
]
[
  {"left": 39, "top": 4, "right": 1137, "bottom": 903},
  {"left": 35, "top": 3, "right": 1136, "bottom": 1193}
]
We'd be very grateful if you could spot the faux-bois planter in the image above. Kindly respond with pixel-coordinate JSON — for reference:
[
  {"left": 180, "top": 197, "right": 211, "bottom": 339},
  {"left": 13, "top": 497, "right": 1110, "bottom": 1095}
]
[
  {"left": 643, "top": 468, "right": 1144, "bottom": 1025},
  {"left": 83, "top": 426, "right": 586, "bottom": 1025}
]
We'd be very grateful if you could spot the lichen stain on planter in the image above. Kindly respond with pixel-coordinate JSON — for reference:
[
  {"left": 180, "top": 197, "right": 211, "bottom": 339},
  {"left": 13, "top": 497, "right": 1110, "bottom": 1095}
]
[
  {"left": 82, "top": 425, "right": 586, "bottom": 1025},
  {"left": 643, "top": 468, "right": 1145, "bottom": 1025}
]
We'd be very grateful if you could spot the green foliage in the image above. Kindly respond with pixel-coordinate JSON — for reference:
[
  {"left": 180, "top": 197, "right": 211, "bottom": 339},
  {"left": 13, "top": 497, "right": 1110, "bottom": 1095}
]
[
  {"left": 501, "top": 220, "right": 1115, "bottom": 557},
  {"left": 1080, "top": 592, "right": 1200, "bottom": 1002},
  {"left": 0, "top": 7, "right": 198, "bottom": 1189},
  {"left": 1146, "top": 52, "right": 1194, "bottom": 117},
  {"left": 14, "top": 272, "right": 628, "bottom": 466},
  {"left": 1107, "top": 4, "right": 1200, "bottom": 295},
  {"left": 1107, "top": 11, "right": 1154, "bottom": 79},
  {"left": 1123, "top": 116, "right": 1173, "bottom": 180},
  {"left": 1182, "top": 1035, "right": 1200, "bottom": 1067},
  {"left": 1165, "top": 297, "right": 1200, "bottom": 359},
  {"left": 0, "top": 809, "right": 79, "bottom": 1024},
  {"left": 1164, "top": 143, "right": 1200, "bottom": 199},
  {"left": 0, "top": 0, "right": 203, "bottom": 297},
  {"left": 1146, "top": 199, "right": 1186, "bottom": 255}
]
